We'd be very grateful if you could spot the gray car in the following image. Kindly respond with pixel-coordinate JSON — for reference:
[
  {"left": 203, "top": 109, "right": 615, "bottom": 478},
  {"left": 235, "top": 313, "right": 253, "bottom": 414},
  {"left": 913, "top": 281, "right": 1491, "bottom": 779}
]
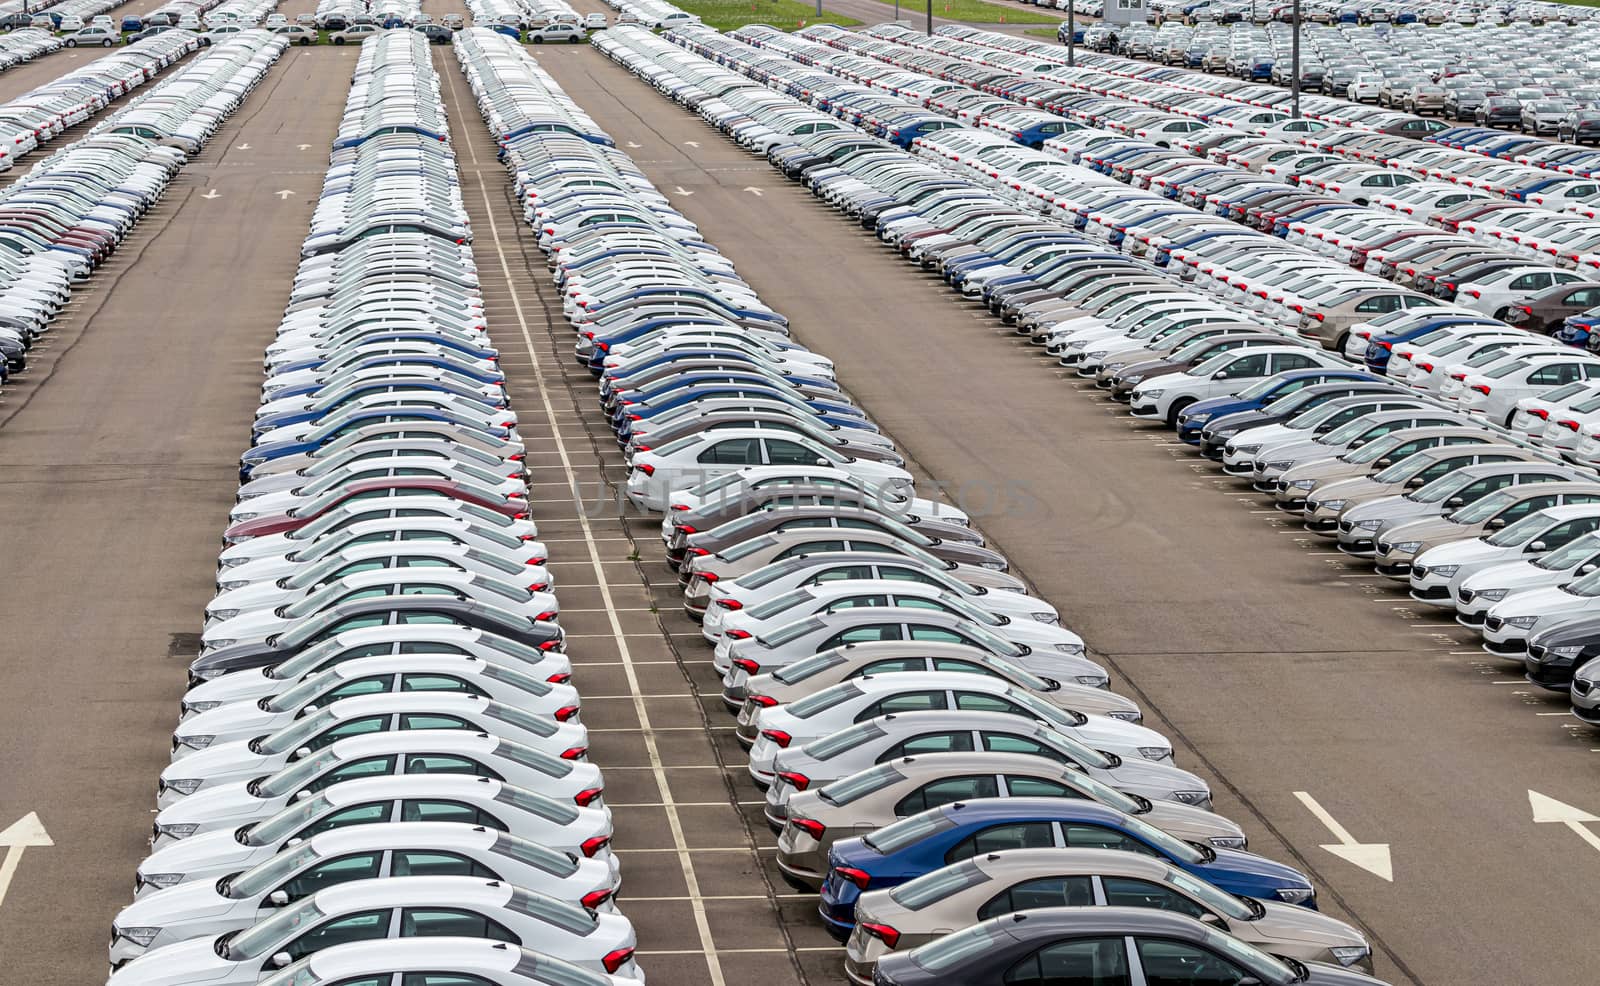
[
  {"left": 776, "top": 752, "right": 1246, "bottom": 890},
  {"left": 847, "top": 848, "right": 1373, "bottom": 983},
  {"left": 1334, "top": 462, "right": 1581, "bottom": 555},
  {"left": 1370, "top": 481, "right": 1600, "bottom": 577},
  {"left": 1300, "top": 444, "right": 1535, "bottom": 533}
]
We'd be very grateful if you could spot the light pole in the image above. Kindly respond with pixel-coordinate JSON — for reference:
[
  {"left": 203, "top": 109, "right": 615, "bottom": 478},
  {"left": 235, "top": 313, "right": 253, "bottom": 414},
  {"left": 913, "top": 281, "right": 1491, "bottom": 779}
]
[
  {"left": 926, "top": 0, "right": 932, "bottom": 34},
  {"left": 1290, "top": 0, "right": 1301, "bottom": 118},
  {"left": 1067, "top": 1, "right": 1075, "bottom": 66}
]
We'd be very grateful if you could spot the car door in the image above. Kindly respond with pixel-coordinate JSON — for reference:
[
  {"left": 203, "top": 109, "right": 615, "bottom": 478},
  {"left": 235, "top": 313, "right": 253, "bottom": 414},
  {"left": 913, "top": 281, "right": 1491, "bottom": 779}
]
[
  {"left": 399, "top": 906, "right": 518, "bottom": 942},
  {"left": 853, "top": 689, "right": 949, "bottom": 721},
  {"left": 266, "top": 851, "right": 384, "bottom": 912},
  {"left": 977, "top": 874, "right": 1098, "bottom": 920},
  {"left": 1002, "top": 936, "right": 1135, "bottom": 986},
  {"left": 388, "top": 849, "right": 498, "bottom": 878},
  {"left": 943, "top": 821, "right": 1058, "bottom": 865},
  {"left": 268, "top": 908, "right": 391, "bottom": 971},
  {"left": 893, "top": 774, "right": 1000, "bottom": 817},
  {"left": 1133, "top": 936, "right": 1258, "bottom": 986},
  {"left": 818, "top": 622, "right": 905, "bottom": 647}
]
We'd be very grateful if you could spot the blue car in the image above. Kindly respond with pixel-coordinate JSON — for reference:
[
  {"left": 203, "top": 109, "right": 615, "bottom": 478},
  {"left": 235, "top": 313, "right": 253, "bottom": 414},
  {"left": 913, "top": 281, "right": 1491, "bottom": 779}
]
[
  {"left": 1363, "top": 315, "right": 1500, "bottom": 373},
  {"left": 1557, "top": 307, "right": 1600, "bottom": 349},
  {"left": 1175, "top": 369, "right": 1381, "bottom": 444},
  {"left": 816, "top": 798, "right": 1316, "bottom": 940},
  {"left": 614, "top": 385, "right": 872, "bottom": 445},
  {"left": 242, "top": 408, "right": 511, "bottom": 474}
]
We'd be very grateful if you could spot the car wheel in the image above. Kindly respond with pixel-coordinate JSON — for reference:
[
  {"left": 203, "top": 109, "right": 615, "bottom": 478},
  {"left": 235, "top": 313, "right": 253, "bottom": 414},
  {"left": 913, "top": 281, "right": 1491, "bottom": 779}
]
[
  {"left": 1334, "top": 331, "right": 1350, "bottom": 353},
  {"left": 1166, "top": 397, "right": 1197, "bottom": 426},
  {"left": 533, "top": 36, "right": 543, "bottom": 42},
  {"left": 102, "top": 38, "right": 112, "bottom": 46},
  {"left": 333, "top": 35, "right": 344, "bottom": 44},
  {"left": 64, "top": 39, "right": 76, "bottom": 46},
  {"left": 1495, "top": 307, "right": 1512, "bottom": 321}
]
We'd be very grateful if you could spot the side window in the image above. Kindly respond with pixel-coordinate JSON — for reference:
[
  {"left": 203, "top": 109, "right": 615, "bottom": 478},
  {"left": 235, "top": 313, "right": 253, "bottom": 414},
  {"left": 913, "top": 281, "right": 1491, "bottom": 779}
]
[
  {"left": 400, "top": 800, "right": 501, "bottom": 827},
  {"left": 908, "top": 626, "right": 968, "bottom": 643},
  {"left": 982, "top": 733, "right": 1070, "bottom": 763},
  {"left": 945, "top": 822, "right": 1055, "bottom": 863},
  {"left": 825, "top": 594, "right": 890, "bottom": 612},
  {"left": 400, "top": 674, "right": 477, "bottom": 693},
  {"left": 1005, "top": 776, "right": 1085, "bottom": 799},
  {"left": 877, "top": 731, "right": 975, "bottom": 760},
  {"left": 954, "top": 692, "right": 1028, "bottom": 715},
  {"left": 1529, "top": 364, "right": 1586, "bottom": 386},
  {"left": 284, "top": 910, "right": 390, "bottom": 960},
  {"left": 1064, "top": 824, "right": 1159, "bottom": 855},
  {"left": 855, "top": 657, "right": 928, "bottom": 675},
  {"left": 391, "top": 850, "right": 496, "bottom": 878},
  {"left": 1005, "top": 938, "right": 1132, "bottom": 986},
  {"left": 821, "top": 624, "right": 904, "bottom": 647},
  {"left": 1354, "top": 295, "right": 1401, "bottom": 313},
  {"left": 306, "top": 756, "right": 396, "bottom": 793},
  {"left": 294, "top": 803, "right": 391, "bottom": 840},
  {"left": 855, "top": 691, "right": 949, "bottom": 720},
  {"left": 894, "top": 775, "right": 999, "bottom": 815},
  {"left": 1136, "top": 938, "right": 1252, "bottom": 986},
  {"left": 402, "top": 975, "right": 499, "bottom": 986},
  {"left": 400, "top": 908, "right": 517, "bottom": 942},
  {"left": 878, "top": 566, "right": 940, "bottom": 585},
  {"left": 1272, "top": 352, "right": 1321, "bottom": 372},
  {"left": 1218, "top": 353, "right": 1269, "bottom": 378},
  {"left": 931, "top": 658, "right": 990, "bottom": 675},
  {"left": 1538, "top": 517, "right": 1600, "bottom": 546},
  {"left": 697, "top": 438, "right": 761, "bottom": 465},
  {"left": 774, "top": 540, "right": 846, "bottom": 559},
  {"left": 810, "top": 565, "right": 876, "bottom": 584},
  {"left": 277, "top": 853, "right": 383, "bottom": 900},
  {"left": 1102, "top": 878, "right": 1211, "bottom": 924},
  {"left": 978, "top": 875, "right": 1096, "bottom": 920},
  {"left": 323, "top": 677, "right": 391, "bottom": 702},
  {"left": 309, "top": 715, "right": 389, "bottom": 750},
  {"left": 403, "top": 754, "right": 497, "bottom": 777},
  {"left": 397, "top": 642, "right": 470, "bottom": 655},
  {"left": 765, "top": 438, "right": 822, "bottom": 465},
  {"left": 399, "top": 714, "right": 471, "bottom": 731},
  {"left": 1497, "top": 494, "right": 1557, "bottom": 522}
]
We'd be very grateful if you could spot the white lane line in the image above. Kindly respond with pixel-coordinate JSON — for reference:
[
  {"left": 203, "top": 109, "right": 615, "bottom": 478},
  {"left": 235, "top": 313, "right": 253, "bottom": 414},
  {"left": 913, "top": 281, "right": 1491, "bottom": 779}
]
[{"left": 443, "top": 65, "right": 726, "bottom": 986}]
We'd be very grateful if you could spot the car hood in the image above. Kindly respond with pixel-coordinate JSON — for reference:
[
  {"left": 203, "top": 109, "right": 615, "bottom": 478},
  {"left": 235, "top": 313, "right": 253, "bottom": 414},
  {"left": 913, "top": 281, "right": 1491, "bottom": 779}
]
[
  {"left": 1141, "top": 799, "right": 1247, "bottom": 845},
  {"left": 1243, "top": 899, "right": 1366, "bottom": 950},
  {"left": 1342, "top": 493, "right": 1437, "bottom": 526},
  {"left": 174, "top": 705, "right": 291, "bottom": 750},
  {"left": 1267, "top": 441, "right": 1355, "bottom": 474},
  {"left": 155, "top": 780, "right": 284, "bottom": 830},
  {"left": 1459, "top": 559, "right": 1558, "bottom": 593},
  {"left": 109, "top": 935, "right": 240, "bottom": 984},
  {"left": 181, "top": 670, "right": 280, "bottom": 713},
  {"left": 1196, "top": 846, "right": 1312, "bottom": 901},
  {"left": 1308, "top": 474, "right": 1390, "bottom": 504},
  {"left": 159, "top": 739, "right": 282, "bottom": 791},
  {"left": 1379, "top": 515, "right": 1483, "bottom": 544},
  {"left": 1414, "top": 537, "right": 1503, "bottom": 568},
  {"left": 139, "top": 832, "right": 268, "bottom": 894},
  {"left": 117, "top": 878, "right": 241, "bottom": 928}
]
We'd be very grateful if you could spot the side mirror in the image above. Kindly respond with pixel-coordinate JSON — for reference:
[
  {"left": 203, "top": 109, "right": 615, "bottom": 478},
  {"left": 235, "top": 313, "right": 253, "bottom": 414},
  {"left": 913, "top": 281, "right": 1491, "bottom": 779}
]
[
  {"left": 1488, "top": 517, "right": 1507, "bottom": 530},
  {"left": 267, "top": 890, "right": 290, "bottom": 906},
  {"left": 815, "top": 458, "right": 830, "bottom": 467},
  {"left": 1198, "top": 912, "right": 1229, "bottom": 932},
  {"left": 1213, "top": 369, "right": 1229, "bottom": 380},
  {"left": 294, "top": 746, "right": 313, "bottom": 759},
  {"left": 1445, "top": 496, "right": 1465, "bottom": 508},
  {"left": 1529, "top": 541, "right": 1548, "bottom": 552},
  {"left": 271, "top": 952, "right": 294, "bottom": 969},
  {"left": 1579, "top": 564, "right": 1597, "bottom": 575},
  {"left": 1406, "top": 475, "right": 1427, "bottom": 488},
  {"left": 292, "top": 789, "right": 313, "bottom": 802}
]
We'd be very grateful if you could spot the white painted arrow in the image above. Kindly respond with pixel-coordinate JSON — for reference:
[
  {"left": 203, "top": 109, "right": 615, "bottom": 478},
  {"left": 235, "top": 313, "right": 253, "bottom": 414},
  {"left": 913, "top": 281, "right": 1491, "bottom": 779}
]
[
  {"left": 297, "top": 144, "right": 311, "bottom": 150},
  {"left": 0, "top": 813, "right": 52, "bottom": 909},
  {"left": 1530, "top": 790, "right": 1600, "bottom": 853},
  {"left": 1294, "top": 791, "right": 1392, "bottom": 881},
  {"left": 236, "top": 142, "right": 251, "bottom": 150},
  {"left": 275, "top": 190, "right": 294, "bottom": 200},
  {"left": 200, "top": 189, "right": 219, "bottom": 200},
  {"left": 626, "top": 141, "right": 643, "bottom": 148},
  {"left": 743, "top": 187, "right": 764, "bottom": 197},
  {"left": 673, "top": 185, "right": 694, "bottom": 196},
  {"left": 683, "top": 140, "right": 700, "bottom": 148}
]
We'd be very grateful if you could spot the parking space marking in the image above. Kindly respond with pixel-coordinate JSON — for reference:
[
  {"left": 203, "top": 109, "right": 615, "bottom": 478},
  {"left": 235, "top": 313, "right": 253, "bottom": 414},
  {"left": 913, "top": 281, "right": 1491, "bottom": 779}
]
[{"left": 446, "top": 62, "right": 726, "bottom": 986}]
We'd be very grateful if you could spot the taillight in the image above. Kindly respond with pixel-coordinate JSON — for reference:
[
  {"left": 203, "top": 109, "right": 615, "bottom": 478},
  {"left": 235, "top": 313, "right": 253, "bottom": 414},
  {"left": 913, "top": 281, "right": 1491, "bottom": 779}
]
[
  {"left": 732, "top": 658, "right": 760, "bottom": 674},
  {"left": 575, "top": 787, "right": 604, "bottom": 807},
  {"left": 716, "top": 598, "right": 743, "bottom": 610},
  {"left": 602, "top": 948, "right": 635, "bottom": 974},
  {"left": 749, "top": 694, "right": 778, "bottom": 708},
  {"left": 777, "top": 769, "right": 810, "bottom": 789},
  {"left": 634, "top": 463, "right": 654, "bottom": 475},
  {"left": 791, "top": 816, "right": 825, "bottom": 839},
  {"left": 1416, "top": 362, "right": 1434, "bottom": 373},
  {"left": 580, "top": 835, "right": 611, "bottom": 857},
  {"left": 581, "top": 888, "right": 613, "bottom": 910},
  {"left": 554, "top": 705, "right": 580, "bottom": 722},
  {"left": 725, "top": 629, "right": 752, "bottom": 640},
  {"left": 1530, "top": 408, "right": 1550, "bottom": 420},
  {"left": 546, "top": 672, "right": 571, "bottom": 684},
  {"left": 834, "top": 865, "right": 871, "bottom": 889},
  {"left": 1470, "top": 384, "right": 1491, "bottom": 395},
  {"left": 559, "top": 746, "right": 585, "bottom": 759},
  {"left": 859, "top": 921, "right": 901, "bottom": 948},
  {"left": 1561, "top": 419, "right": 1581, "bottom": 431},
  {"left": 761, "top": 729, "right": 793, "bottom": 748},
  {"left": 669, "top": 504, "right": 690, "bottom": 512}
]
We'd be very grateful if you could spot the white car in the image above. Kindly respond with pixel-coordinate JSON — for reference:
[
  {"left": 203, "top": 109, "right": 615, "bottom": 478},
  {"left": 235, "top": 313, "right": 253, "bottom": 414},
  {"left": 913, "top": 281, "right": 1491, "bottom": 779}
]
[
  {"left": 170, "top": 660, "right": 582, "bottom": 754},
  {"left": 1454, "top": 533, "right": 1600, "bottom": 628},
  {"left": 110, "top": 822, "right": 620, "bottom": 964},
  {"left": 135, "top": 774, "right": 617, "bottom": 897},
  {"left": 584, "top": 13, "right": 609, "bottom": 29},
  {"left": 106, "top": 878, "right": 641, "bottom": 983},
  {"left": 625, "top": 429, "right": 914, "bottom": 511},
  {"left": 746, "top": 671, "right": 1171, "bottom": 781},
  {"left": 1452, "top": 267, "right": 1591, "bottom": 319},
  {"left": 1480, "top": 567, "right": 1600, "bottom": 654},
  {"left": 1130, "top": 347, "right": 1347, "bottom": 425},
  {"left": 1455, "top": 353, "right": 1600, "bottom": 426},
  {"left": 219, "top": 938, "right": 645, "bottom": 986},
  {"left": 1410, "top": 505, "right": 1600, "bottom": 608}
]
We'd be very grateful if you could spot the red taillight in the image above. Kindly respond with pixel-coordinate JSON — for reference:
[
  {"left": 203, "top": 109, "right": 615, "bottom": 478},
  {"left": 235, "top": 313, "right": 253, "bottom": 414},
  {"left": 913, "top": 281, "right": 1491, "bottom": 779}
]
[
  {"left": 602, "top": 947, "right": 635, "bottom": 975},
  {"left": 761, "top": 729, "right": 793, "bottom": 748},
  {"left": 698, "top": 571, "right": 719, "bottom": 583},
  {"left": 546, "top": 672, "right": 571, "bottom": 684},
  {"left": 776, "top": 769, "right": 810, "bottom": 790},
  {"left": 749, "top": 694, "right": 778, "bottom": 708},
  {"left": 1530, "top": 408, "right": 1550, "bottom": 420},
  {"left": 633, "top": 445, "right": 651, "bottom": 453},
  {"left": 1375, "top": 341, "right": 1393, "bottom": 350},
  {"left": 560, "top": 745, "right": 586, "bottom": 759},
  {"left": 791, "top": 816, "right": 825, "bottom": 839},
  {"left": 1561, "top": 419, "right": 1581, "bottom": 431},
  {"left": 536, "top": 611, "right": 559, "bottom": 622},
  {"left": 732, "top": 658, "right": 760, "bottom": 674},
  {"left": 669, "top": 504, "right": 690, "bottom": 512},
  {"left": 575, "top": 787, "right": 604, "bottom": 806},
  {"left": 554, "top": 705, "right": 580, "bottom": 722},
  {"left": 724, "top": 629, "right": 752, "bottom": 640},
  {"left": 859, "top": 921, "right": 901, "bottom": 948},
  {"left": 1471, "top": 384, "right": 1491, "bottom": 395},
  {"left": 834, "top": 865, "right": 871, "bottom": 889},
  {"left": 509, "top": 454, "right": 525, "bottom": 462},
  {"left": 716, "top": 598, "right": 742, "bottom": 611},
  {"left": 1416, "top": 362, "right": 1434, "bottom": 373},
  {"left": 581, "top": 888, "right": 613, "bottom": 909},
  {"left": 1520, "top": 306, "right": 1534, "bottom": 315},
  {"left": 1467, "top": 289, "right": 1482, "bottom": 298},
  {"left": 580, "top": 835, "right": 611, "bottom": 857},
  {"left": 634, "top": 463, "right": 654, "bottom": 476}
]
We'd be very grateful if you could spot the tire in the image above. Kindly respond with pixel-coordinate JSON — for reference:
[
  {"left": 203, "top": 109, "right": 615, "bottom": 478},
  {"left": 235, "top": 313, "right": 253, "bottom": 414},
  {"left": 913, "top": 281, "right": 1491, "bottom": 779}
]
[
  {"left": 567, "top": 35, "right": 580, "bottom": 43},
  {"left": 1334, "top": 331, "right": 1350, "bottom": 354},
  {"left": 1494, "top": 307, "right": 1512, "bottom": 321},
  {"left": 1166, "top": 397, "right": 1197, "bottom": 427},
  {"left": 64, "top": 39, "right": 76, "bottom": 47},
  {"left": 299, "top": 37, "right": 309, "bottom": 45},
  {"left": 333, "top": 36, "right": 344, "bottom": 44},
  {"left": 102, "top": 39, "right": 112, "bottom": 46},
  {"left": 532, "top": 36, "right": 543, "bottom": 43}
]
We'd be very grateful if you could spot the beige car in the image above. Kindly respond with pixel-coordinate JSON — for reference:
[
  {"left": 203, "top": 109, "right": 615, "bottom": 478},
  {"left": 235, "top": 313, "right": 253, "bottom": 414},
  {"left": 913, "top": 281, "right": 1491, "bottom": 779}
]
[
  {"left": 1274, "top": 425, "right": 1494, "bottom": 515},
  {"left": 1302, "top": 444, "right": 1542, "bottom": 534},
  {"left": 1369, "top": 481, "right": 1600, "bottom": 577},
  {"left": 1295, "top": 289, "right": 1436, "bottom": 351},
  {"left": 775, "top": 752, "right": 1247, "bottom": 892},
  {"left": 731, "top": 640, "right": 1142, "bottom": 737},
  {"left": 844, "top": 848, "right": 1373, "bottom": 985}
]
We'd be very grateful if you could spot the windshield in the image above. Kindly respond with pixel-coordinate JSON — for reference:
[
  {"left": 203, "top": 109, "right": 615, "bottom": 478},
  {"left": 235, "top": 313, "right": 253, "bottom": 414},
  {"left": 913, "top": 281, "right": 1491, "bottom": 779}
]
[
  {"left": 1036, "top": 726, "right": 1113, "bottom": 769},
  {"left": 888, "top": 859, "right": 989, "bottom": 910},
  {"left": 862, "top": 809, "right": 958, "bottom": 854},
  {"left": 256, "top": 748, "right": 347, "bottom": 798},
  {"left": 772, "top": 650, "right": 847, "bottom": 684},
  {"left": 1450, "top": 488, "right": 1520, "bottom": 524},
  {"left": 1534, "top": 535, "right": 1600, "bottom": 571},
  {"left": 1284, "top": 401, "right": 1352, "bottom": 430},
  {"left": 227, "top": 842, "right": 322, "bottom": 898},
  {"left": 748, "top": 587, "right": 818, "bottom": 621},
  {"left": 1343, "top": 432, "right": 1410, "bottom": 465},
  {"left": 1166, "top": 866, "right": 1255, "bottom": 920},
  {"left": 246, "top": 794, "right": 334, "bottom": 845},
  {"left": 1487, "top": 512, "right": 1557, "bottom": 547},
  {"left": 260, "top": 709, "right": 339, "bottom": 755},
  {"left": 818, "top": 763, "right": 904, "bottom": 806},
  {"left": 1374, "top": 452, "right": 1445, "bottom": 485},
  {"left": 225, "top": 898, "right": 325, "bottom": 959},
  {"left": 1321, "top": 414, "right": 1391, "bottom": 446},
  {"left": 1122, "top": 813, "right": 1205, "bottom": 864},
  {"left": 717, "top": 535, "right": 778, "bottom": 562},
  {"left": 267, "top": 670, "right": 345, "bottom": 713},
  {"left": 1235, "top": 375, "right": 1287, "bottom": 400},
  {"left": 1406, "top": 468, "right": 1479, "bottom": 504},
  {"left": 1202, "top": 928, "right": 1296, "bottom": 982}
]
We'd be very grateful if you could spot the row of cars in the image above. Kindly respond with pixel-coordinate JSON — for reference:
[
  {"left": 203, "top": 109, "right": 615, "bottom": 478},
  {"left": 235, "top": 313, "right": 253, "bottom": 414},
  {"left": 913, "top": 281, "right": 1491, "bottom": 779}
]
[
  {"left": 0, "top": 30, "right": 204, "bottom": 389},
  {"left": 632, "top": 11, "right": 1600, "bottom": 810},
  {"left": 0, "top": 26, "right": 62, "bottom": 65},
  {"left": 104, "top": 30, "right": 648, "bottom": 986},
  {"left": 587, "top": 20, "right": 1394, "bottom": 986}
]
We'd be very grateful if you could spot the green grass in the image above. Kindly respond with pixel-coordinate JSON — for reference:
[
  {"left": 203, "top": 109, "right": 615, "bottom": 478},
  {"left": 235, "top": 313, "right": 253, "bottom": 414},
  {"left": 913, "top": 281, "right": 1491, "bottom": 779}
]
[
  {"left": 1024, "top": 25, "right": 1061, "bottom": 37},
  {"left": 668, "top": 0, "right": 861, "bottom": 30},
  {"left": 866, "top": 0, "right": 1063, "bottom": 24}
]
